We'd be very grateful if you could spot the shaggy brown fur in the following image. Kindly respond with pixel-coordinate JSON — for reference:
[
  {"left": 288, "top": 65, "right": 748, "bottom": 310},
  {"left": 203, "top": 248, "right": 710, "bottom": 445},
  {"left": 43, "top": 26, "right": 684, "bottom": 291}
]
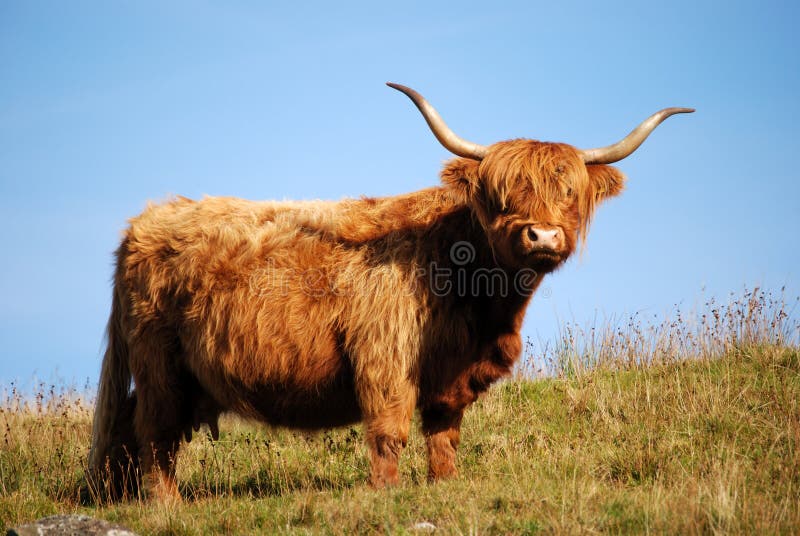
[{"left": 88, "top": 139, "right": 626, "bottom": 501}]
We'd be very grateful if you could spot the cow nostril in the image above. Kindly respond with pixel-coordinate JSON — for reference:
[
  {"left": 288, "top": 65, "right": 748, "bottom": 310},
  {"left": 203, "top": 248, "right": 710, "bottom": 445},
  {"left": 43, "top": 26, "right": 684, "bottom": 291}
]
[{"left": 527, "top": 226, "right": 538, "bottom": 242}]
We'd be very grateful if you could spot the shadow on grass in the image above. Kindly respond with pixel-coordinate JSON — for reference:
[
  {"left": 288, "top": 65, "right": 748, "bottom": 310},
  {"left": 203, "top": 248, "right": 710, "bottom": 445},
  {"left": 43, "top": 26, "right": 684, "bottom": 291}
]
[
  {"left": 184, "top": 469, "right": 360, "bottom": 501},
  {"left": 71, "top": 468, "right": 363, "bottom": 505}
]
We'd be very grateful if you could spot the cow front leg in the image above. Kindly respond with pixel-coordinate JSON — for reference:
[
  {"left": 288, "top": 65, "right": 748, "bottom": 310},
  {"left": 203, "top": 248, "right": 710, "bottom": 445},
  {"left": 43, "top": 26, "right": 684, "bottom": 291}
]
[
  {"left": 364, "top": 418, "right": 408, "bottom": 488},
  {"left": 361, "top": 388, "right": 416, "bottom": 488},
  {"left": 421, "top": 407, "right": 464, "bottom": 481}
]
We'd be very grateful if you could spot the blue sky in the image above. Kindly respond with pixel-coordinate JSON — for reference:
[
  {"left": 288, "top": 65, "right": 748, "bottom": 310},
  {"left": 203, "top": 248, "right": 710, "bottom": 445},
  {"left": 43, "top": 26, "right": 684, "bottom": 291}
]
[{"left": 1, "top": 1, "right": 798, "bottom": 387}]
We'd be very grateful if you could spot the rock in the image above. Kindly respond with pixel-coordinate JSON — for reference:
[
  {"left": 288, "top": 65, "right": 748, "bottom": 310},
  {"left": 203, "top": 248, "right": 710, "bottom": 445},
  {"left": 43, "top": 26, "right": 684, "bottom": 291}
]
[{"left": 6, "top": 515, "right": 138, "bottom": 536}]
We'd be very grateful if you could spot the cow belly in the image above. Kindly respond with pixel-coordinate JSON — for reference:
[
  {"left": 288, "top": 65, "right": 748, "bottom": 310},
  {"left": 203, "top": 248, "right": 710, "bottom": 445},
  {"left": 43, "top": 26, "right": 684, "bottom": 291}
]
[{"left": 242, "top": 372, "right": 362, "bottom": 429}]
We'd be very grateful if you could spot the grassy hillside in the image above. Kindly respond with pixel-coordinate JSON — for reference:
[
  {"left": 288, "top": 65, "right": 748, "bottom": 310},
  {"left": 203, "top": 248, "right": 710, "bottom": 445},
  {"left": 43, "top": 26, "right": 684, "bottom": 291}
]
[{"left": 2, "top": 289, "right": 798, "bottom": 534}]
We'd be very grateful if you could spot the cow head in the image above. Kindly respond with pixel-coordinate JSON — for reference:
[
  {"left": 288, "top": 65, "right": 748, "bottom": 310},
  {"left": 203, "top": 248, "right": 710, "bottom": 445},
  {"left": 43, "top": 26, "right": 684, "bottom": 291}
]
[{"left": 388, "top": 83, "right": 693, "bottom": 272}]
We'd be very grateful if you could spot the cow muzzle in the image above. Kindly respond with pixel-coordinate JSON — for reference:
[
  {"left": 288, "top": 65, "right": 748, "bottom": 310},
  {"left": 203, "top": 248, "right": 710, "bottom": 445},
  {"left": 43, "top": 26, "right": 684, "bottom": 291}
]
[
  {"left": 520, "top": 225, "right": 565, "bottom": 269},
  {"left": 523, "top": 225, "right": 562, "bottom": 252}
]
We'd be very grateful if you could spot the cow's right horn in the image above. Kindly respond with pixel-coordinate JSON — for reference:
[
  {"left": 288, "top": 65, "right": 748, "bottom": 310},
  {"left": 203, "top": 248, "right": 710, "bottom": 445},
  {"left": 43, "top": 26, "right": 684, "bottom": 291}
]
[{"left": 388, "top": 83, "right": 489, "bottom": 160}]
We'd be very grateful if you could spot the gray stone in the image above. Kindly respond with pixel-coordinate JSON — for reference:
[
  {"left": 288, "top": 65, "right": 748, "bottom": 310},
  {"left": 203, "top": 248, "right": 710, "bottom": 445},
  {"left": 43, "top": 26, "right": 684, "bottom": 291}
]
[{"left": 6, "top": 515, "right": 138, "bottom": 536}]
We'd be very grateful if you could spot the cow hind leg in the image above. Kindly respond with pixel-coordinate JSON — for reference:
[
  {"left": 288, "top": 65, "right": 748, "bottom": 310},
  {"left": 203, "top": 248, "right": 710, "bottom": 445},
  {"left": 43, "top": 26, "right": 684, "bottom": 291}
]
[
  {"left": 129, "top": 335, "right": 185, "bottom": 502},
  {"left": 87, "top": 393, "right": 141, "bottom": 503},
  {"left": 104, "top": 393, "right": 142, "bottom": 500}
]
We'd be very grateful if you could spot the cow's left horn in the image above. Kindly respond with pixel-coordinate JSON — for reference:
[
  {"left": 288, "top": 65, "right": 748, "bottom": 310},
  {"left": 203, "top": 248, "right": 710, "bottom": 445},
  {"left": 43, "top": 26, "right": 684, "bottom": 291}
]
[
  {"left": 580, "top": 107, "right": 695, "bottom": 165},
  {"left": 388, "top": 83, "right": 489, "bottom": 160}
]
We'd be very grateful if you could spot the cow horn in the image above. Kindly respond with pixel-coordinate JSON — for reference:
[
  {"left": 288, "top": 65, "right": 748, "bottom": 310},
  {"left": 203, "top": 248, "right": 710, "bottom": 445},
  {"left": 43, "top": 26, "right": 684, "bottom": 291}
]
[
  {"left": 387, "top": 82, "right": 489, "bottom": 160},
  {"left": 580, "top": 107, "right": 695, "bottom": 165}
]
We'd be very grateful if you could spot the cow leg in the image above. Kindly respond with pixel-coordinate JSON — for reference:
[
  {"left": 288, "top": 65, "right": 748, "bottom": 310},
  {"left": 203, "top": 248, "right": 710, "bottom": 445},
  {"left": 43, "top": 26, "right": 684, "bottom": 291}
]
[
  {"left": 129, "top": 334, "right": 184, "bottom": 503},
  {"left": 421, "top": 407, "right": 464, "bottom": 481},
  {"left": 135, "top": 392, "right": 183, "bottom": 502},
  {"left": 420, "top": 334, "right": 519, "bottom": 481},
  {"left": 104, "top": 392, "right": 141, "bottom": 500},
  {"left": 360, "top": 385, "right": 416, "bottom": 488}
]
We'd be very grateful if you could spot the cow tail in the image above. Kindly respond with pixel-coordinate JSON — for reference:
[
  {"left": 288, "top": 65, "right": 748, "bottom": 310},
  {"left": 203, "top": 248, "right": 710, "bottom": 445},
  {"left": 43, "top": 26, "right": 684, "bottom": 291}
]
[{"left": 88, "top": 284, "right": 132, "bottom": 474}]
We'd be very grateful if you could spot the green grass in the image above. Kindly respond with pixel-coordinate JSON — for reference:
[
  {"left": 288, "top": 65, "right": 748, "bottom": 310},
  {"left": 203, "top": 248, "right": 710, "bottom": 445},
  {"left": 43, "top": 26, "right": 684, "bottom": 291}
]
[{"left": 2, "top": 289, "right": 799, "bottom": 534}]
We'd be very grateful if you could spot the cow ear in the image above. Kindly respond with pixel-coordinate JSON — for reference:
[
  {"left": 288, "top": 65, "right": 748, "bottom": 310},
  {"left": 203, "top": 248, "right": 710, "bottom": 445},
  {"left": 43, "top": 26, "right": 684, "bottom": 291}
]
[
  {"left": 587, "top": 164, "right": 626, "bottom": 201},
  {"left": 440, "top": 158, "right": 481, "bottom": 202}
]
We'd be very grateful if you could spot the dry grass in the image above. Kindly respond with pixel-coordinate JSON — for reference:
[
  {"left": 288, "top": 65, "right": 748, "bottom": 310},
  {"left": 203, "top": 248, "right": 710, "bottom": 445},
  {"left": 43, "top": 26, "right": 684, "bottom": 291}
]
[
  {"left": 524, "top": 286, "right": 798, "bottom": 376},
  {"left": 1, "top": 288, "right": 799, "bottom": 534}
]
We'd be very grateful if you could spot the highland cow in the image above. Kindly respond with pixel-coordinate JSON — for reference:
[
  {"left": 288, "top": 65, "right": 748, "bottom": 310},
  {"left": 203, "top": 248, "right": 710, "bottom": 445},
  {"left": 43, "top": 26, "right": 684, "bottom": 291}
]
[{"left": 88, "top": 83, "right": 692, "bottom": 501}]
